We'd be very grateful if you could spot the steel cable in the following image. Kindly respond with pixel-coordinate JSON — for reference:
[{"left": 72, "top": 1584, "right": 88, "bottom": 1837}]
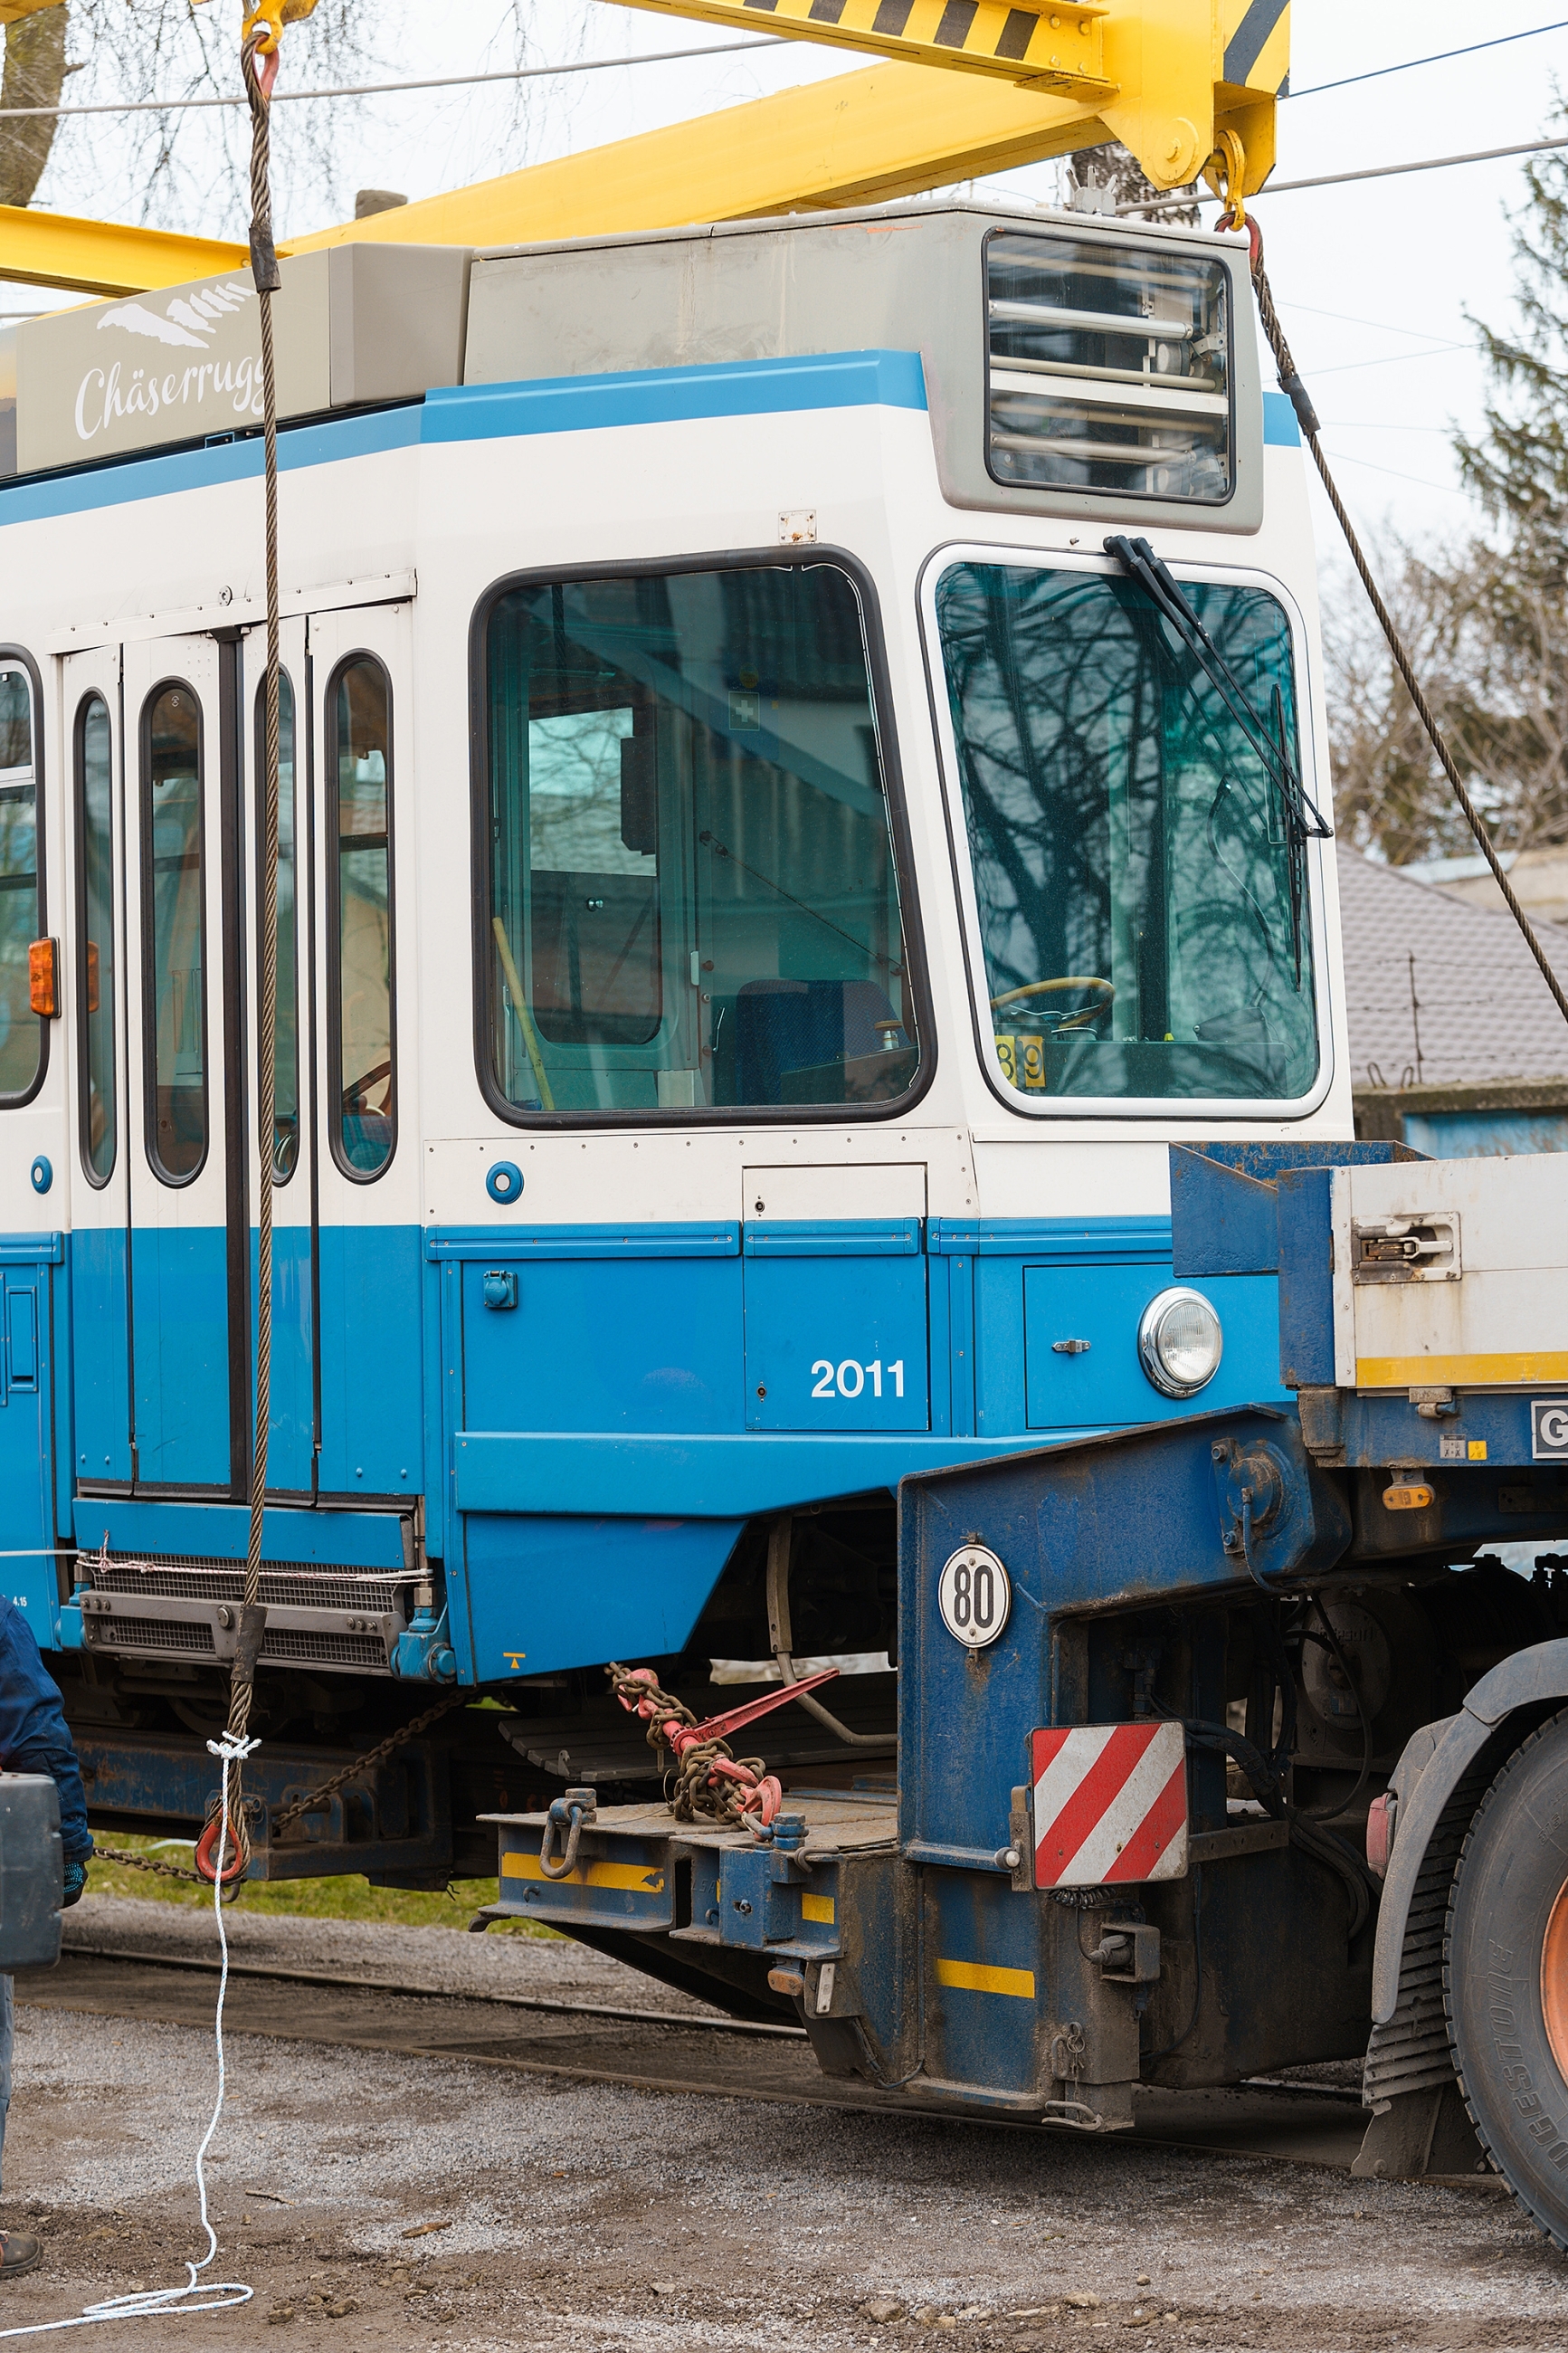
[
  {"left": 191, "top": 29, "right": 285, "bottom": 1889},
  {"left": 1234, "top": 213, "right": 1568, "bottom": 1033}
]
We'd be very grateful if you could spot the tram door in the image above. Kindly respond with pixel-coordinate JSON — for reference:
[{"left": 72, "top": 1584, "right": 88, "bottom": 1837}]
[
  {"left": 92, "top": 607, "right": 416, "bottom": 1510},
  {"left": 281, "top": 597, "right": 415, "bottom": 1496},
  {"left": 64, "top": 647, "right": 134, "bottom": 1489},
  {"left": 121, "top": 635, "right": 241, "bottom": 1491}
]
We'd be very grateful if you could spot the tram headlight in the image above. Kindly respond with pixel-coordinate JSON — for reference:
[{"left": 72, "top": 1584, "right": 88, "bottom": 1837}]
[{"left": 1138, "top": 1287, "right": 1222, "bottom": 1399}]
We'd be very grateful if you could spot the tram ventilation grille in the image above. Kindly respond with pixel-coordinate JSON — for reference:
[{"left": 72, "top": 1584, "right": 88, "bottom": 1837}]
[
  {"left": 93, "top": 1555, "right": 405, "bottom": 1616},
  {"left": 259, "top": 1628, "right": 387, "bottom": 1670},
  {"left": 89, "top": 1616, "right": 388, "bottom": 1671},
  {"left": 94, "top": 1616, "right": 215, "bottom": 1656}
]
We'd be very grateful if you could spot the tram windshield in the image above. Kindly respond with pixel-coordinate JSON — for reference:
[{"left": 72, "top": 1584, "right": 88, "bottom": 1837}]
[
  {"left": 936, "top": 562, "right": 1321, "bottom": 1104},
  {"left": 483, "top": 561, "right": 918, "bottom": 1116}
]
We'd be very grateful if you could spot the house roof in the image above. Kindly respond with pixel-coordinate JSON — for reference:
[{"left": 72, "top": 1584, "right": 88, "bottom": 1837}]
[{"left": 1335, "top": 843, "right": 1568, "bottom": 1092}]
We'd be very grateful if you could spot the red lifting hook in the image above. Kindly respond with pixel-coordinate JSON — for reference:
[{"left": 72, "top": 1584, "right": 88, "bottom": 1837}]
[{"left": 194, "top": 1812, "right": 248, "bottom": 1885}]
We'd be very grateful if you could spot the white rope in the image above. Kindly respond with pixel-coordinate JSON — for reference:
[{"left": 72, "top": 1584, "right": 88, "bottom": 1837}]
[
  {"left": 0, "top": 1736, "right": 260, "bottom": 2339},
  {"left": 101, "top": 1555, "right": 423, "bottom": 1588}
]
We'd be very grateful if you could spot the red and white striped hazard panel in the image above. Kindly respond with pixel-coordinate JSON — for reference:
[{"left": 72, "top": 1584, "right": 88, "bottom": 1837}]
[{"left": 1029, "top": 1723, "right": 1188, "bottom": 1888}]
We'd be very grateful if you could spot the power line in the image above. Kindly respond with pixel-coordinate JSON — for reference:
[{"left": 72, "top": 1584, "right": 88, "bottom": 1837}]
[
  {"left": 0, "top": 17, "right": 1559, "bottom": 125},
  {"left": 1280, "top": 298, "right": 1474, "bottom": 343},
  {"left": 1308, "top": 342, "right": 1474, "bottom": 378},
  {"left": 0, "top": 37, "right": 783, "bottom": 120},
  {"left": 1287, "top": 18, "right": 1568, "bottom": 100},
  {"left": 1123, "top": 130, "right": 1568, "bottom": 215},
  {"left": 1318, "top": 448, "right": 1469, "bottom": 497}
]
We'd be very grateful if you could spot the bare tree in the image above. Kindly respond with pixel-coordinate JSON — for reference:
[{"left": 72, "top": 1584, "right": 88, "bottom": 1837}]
[
  {"left": 0, "top": 4, "right": 69, "bottom": 208},
  {"left": 0, "top": 0, "right": 564, "bottom": 237},
  {"left": 1062, "top": 140, "right": 1199, "bottom": 225},
  {"left": 1322, "top": 535, "right": 1568, "bottom": 865}
]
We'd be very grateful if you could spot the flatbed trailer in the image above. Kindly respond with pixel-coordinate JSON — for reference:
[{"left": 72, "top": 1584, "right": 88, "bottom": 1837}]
[{"left": 489, "top": 1143, "right": 1568, "bottom": 2243}]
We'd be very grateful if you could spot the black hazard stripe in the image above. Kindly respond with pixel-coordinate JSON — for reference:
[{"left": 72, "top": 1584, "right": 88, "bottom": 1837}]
[{"left": 1222, "top": 0, "right": 1288, "bottom": 90}]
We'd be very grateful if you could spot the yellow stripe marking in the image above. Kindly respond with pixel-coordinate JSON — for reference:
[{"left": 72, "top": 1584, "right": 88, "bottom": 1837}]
[
  {"left": 936, "top": 1957, "right": 1035, "bottom": 2000},
  {"left": 502, "top": 1852, "right": 665, "bottom": 1894},
  {"left": 594, "top": 0, "right": 1113, "bottom": 90},
  {"left": 1358, "top": 1353, "right": 1568, "bottom": 1390},
  {"left": 1243, "top": 14, "right": 1290, "bottom": 96},
  {"left": 801, "top": 1892, "right": 835, "bottom": 1924}
]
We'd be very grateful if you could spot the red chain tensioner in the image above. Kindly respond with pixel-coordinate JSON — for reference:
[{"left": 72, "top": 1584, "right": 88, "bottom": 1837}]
[{"left": 608, "top": 1662, "right": 842, "bottom": 1834}]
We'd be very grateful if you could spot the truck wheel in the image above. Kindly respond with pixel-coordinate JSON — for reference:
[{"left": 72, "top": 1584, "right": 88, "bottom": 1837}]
[{"left": 1446, "top": 1707, "right": 1568, "bottom": 2245}]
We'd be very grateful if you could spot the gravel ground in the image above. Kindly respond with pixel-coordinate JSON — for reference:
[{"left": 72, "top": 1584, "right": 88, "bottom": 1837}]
[
  {"left": 0, "top": 1897, "right": 1562, "bottom": 2351},
  {"left": 65, "top": 1892, "right": 719, "bottom": 2011}
]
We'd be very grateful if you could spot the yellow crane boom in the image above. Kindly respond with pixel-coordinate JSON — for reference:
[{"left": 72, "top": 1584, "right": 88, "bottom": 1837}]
[{"left": 0, "top": 0, "right": 1285, "bottom": 297}]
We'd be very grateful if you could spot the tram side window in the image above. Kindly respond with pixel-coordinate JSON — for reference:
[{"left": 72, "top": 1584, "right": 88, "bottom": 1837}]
[
  {"left": 482, "top": 563, "right": 919, "bottom": 1116},
  {"left": 254, "top": 673, "right": 299, "bottom": 1180},
  {"left": 0, "top": 661, "right": 43, "bottom": 1103},
  {"left": 328, "top": 656, "right": 394, "bottom": 1178},
  {"left": 936, "top": 564, "right": 1321, "bottom": 1105},
  {"left": 76, "top": 694, "right": 116, "bottom": 1182},
  {"left": 141, "top": 683, "right": 207, "bottom": 1181}
]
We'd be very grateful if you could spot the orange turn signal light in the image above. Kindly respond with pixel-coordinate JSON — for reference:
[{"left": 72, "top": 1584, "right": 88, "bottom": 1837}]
[
  {"left": 27, "top": 937, "right": 59, "bottom": 1018},
  {"left": 1383, "top": 1482, "right": 1434, "bottom": 1512}
]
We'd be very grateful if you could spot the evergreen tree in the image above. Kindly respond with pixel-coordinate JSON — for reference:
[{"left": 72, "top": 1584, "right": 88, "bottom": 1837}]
[
  {"left": 1445, "top": 137, "right": 1568, "bottom": 849},
  {"left": 1324, "top": 138, "right": 1568, "bottom": 863}
]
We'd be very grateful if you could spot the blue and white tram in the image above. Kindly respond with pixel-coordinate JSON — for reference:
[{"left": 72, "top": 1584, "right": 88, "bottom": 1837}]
[{"left": 0, "top": 202, "right": 1349, "bottom": 1877}]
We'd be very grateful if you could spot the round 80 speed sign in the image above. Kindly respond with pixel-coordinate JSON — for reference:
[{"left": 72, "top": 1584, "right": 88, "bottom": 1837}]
[{"left": 937, "top": 1545, "right": 1011, "bottom": 1649}]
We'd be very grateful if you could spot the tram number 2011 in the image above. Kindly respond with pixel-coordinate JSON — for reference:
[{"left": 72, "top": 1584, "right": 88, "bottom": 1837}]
[{"left": 810, "top": 1358, "right": 905, "bottom": 1400}]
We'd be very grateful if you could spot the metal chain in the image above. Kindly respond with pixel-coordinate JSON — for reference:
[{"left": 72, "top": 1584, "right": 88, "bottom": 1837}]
[
  {"left": 93, "top": 1841, "right": 245, "bottom": 1907},
  {"left": 1235, "top": 213, "right": 1568, "bottom": 1033},
  {"left": 90, "top": 1697, "right": 468, "bottom": 1893},
  {"left": 605, "top": 1663, "right": 771, "bottom": 1828},
  {"left": 269, "top": 1693, "right": 470, "bottom": 1834},
  {"left": 93, "top": 1843, "right": 207, "bottom": 1887}
]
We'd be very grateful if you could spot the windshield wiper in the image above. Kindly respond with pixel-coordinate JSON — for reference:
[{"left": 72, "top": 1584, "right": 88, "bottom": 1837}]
[
  {"left": 1105, "top": 532, "right": 1330, "bottom": 987},
  {"left": 1103, "top": 535, "right": 1333, "bottom": 846}
]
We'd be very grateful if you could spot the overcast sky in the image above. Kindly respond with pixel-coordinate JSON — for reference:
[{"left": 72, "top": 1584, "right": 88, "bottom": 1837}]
[{"left": 9, "top": 0, "right": 1567, "bottom": 557}]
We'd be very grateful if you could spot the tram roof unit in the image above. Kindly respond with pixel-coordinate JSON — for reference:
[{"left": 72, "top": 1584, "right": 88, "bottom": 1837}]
[{"left": 1, "top": 202, "right": 1270, "bottom": 537}]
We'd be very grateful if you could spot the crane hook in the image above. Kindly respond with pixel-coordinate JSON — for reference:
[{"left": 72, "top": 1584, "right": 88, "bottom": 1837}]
[
  {"left": 240, "top": 0, "right": 319, "bottom": 64},
  {"left": 1202, "top": 128, "right": 1249, "bottom": 230}
]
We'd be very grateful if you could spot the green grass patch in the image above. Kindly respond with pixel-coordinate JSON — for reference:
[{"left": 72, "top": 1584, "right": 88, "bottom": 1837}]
[{"left": 84, "top": 1834, "right": 555, "bottom": 1935}]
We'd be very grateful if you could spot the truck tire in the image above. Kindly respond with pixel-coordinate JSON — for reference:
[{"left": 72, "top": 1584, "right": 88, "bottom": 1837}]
[{"left": 1446, "top": 1706, "right": 1568, "bottom": 2245}]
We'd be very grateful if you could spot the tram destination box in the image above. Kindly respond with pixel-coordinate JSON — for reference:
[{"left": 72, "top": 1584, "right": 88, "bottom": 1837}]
[{"left": 13, "top": 242, "right": 470, "bottom": 476}]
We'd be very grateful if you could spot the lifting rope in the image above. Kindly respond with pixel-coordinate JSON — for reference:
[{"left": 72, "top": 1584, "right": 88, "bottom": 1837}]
[
  {"left": 221, "top": 17, "right": 285, "bottom": 1864},
  {"left": 0, "top": 35, "right": 297, "bottom": 2332},
  {"left": 1219, "top": 201, "right": 1568, "bottom": 1034},
  {"left": 77, "top": 23, "right": 282, "bottom": 1900}
]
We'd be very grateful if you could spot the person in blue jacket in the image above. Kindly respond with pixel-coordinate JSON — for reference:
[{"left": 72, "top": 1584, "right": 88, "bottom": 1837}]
[{"left": 0, "top": 1598, "right": 91, "bottom": 2282}]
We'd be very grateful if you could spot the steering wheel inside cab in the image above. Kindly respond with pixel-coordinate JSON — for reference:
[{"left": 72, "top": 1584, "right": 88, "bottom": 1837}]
[{"left": 992, "top": 976, "right": 1113, "bottom": 1093}]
